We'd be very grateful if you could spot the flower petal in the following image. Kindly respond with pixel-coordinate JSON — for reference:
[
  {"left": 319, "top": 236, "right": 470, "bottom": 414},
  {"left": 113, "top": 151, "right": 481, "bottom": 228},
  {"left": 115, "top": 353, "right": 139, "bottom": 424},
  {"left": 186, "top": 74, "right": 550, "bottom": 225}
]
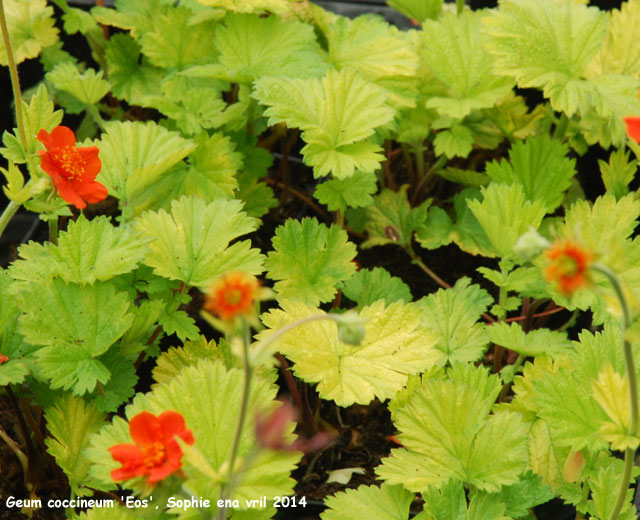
[
  {"left": 129, "top": 411, "right": 163, "bottom": 447},
  {"left": 49, "top": 126, "right": 77, "bottom": 147},
  {"left": 625, "top": 116, "right": 640, "bottom": 143},
  {"left": 72, "top": 179, "right": 108, "bottom": 205},
  {"left": 158, "top": 410, "right": 195, "bottom": 444},
  {"left": 53, "top": 177, "right": 88, "bottom": 209},
  {"left": 77, "top": 146, "right": 102, "bottom": 178}
]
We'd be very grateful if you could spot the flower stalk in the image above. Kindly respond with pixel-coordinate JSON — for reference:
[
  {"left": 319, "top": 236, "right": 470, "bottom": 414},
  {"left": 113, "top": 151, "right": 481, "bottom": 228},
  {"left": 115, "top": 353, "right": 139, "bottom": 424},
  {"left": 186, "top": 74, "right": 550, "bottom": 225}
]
[{"left": 591, "top": 264, "right": 637, "bottom": 520}]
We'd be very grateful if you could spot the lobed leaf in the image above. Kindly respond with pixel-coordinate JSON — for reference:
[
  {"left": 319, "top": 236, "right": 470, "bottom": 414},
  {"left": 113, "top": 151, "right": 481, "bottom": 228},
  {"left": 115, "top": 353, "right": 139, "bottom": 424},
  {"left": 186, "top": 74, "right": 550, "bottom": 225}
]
[
  {"left": 485, "top": 136, "right": 576, "bottom": 211},
  {"left": 342, "top": 267, "right": 412, "bottom": 307},
  {"left": 45, "top": 394, "right": 106, "bottom": 494},
  {"left": 265, "top": 217, "right": 356, "bottom": 306},
  {"left": 214, "top": 13, "right": 328, "bottom": 82},
  {"left": 314, "top": 171, "right": 377, "bottom": 213},
  {"left": 422, "top": 11, "right": 514, "bottom": 119},
  {"left": 47, "top": 62, "right": 111, "bottom": 106},
  {"left": 415, "top": 278, "right": 492, "bottom": 366},
  {"left": 321, "top": 484, "right": 414, "bottom": 520},
  {"left": 136, "top": 195, "right": 263, "bottom": 288},
  {"left": 9, "top": 216, "right": 150, "bottom": 287},
  {"left": 362, "top": 188, "right": 428, "bottom": 248},
  {"left": 468, "top": 183, "right": 546, "bottom": 258},
  {"left": 482, "top": 0, "right": 606, "bottom": 116},
  {"left": 259, "top": 300, "right": 438, "bottom": 407},
  {"left": 96, "top": 121, "right": 196, "bottom": 206},
  {"left": 253, "top": 69, "right": 396, "bottom": 179},
  {"left": 0, "top": 0, "right": 58, "bottom": 65}
]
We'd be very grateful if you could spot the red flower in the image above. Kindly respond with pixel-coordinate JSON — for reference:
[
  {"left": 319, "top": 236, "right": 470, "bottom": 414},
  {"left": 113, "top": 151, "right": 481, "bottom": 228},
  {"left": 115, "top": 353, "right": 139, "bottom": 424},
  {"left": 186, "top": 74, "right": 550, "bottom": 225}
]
[
  {"left": 625, "top": 117, "right": 640, "bottom": 143},
  {"left": 109, "top": 411, "right": 195, "bottom": 485},
  {"left": 545, "top": 240, "right": 592, "bottom": 295},
  {"left": 37, "top": 126, "right": 108, "bottom": 209},
  {"left": 0, "top": 354, "right": 8, "bottom": 364},
  {"left": 204, "top": 272, "right": 259, "bottom": 321}
]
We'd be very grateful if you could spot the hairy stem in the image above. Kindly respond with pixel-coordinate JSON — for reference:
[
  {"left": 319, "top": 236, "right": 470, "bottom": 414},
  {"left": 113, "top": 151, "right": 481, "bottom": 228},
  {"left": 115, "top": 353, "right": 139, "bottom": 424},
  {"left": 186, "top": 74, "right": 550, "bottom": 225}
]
[
  {"left": 218, "top": 321, "right": 252, "bottom": 520},
  {"left": 591, "top": 264, "right": 636, "bottom": 520}
]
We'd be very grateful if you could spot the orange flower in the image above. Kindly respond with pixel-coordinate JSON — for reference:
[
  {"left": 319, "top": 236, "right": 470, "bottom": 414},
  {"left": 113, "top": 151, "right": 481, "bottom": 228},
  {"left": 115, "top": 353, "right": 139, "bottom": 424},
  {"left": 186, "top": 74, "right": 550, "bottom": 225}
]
[
  {"left": 204, "top": 272, "right": 259, "bottom": 321},
  {"left": 109, "top": 411, "right": 195, "bottom": 485},
  {"left": 625, "top": 117, "right": 640, "bottom": 143},
  {"left": 0, "top": 354, "right": 8, "bottom": 364},
  {"left": 545, "top": 240, "right": 592, "bottom": 295},
  {"left": 37, "top": 126, "right": 108, "bottom": 209}
]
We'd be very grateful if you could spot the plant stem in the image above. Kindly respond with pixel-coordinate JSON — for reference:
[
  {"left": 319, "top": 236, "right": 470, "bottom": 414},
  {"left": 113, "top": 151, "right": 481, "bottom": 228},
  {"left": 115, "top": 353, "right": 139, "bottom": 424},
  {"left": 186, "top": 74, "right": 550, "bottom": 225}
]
[
  {"left": 218, "top": 321, "right": 252, "bottom": 520},
  {"left": 0, "top": 199, "right": 19, "bottom": 240},
  {"left": 591, "top": 264, "right": 636, "bottom": 520},
  {"left": 456, "top": 0, "right": 465, "bottom": 14},
  {"left": 48, "top": 217, "right": 58, "bottom": 245},
  {"left": 405, "top": 246, "right": 451, "bottom": 289},
  {"left": 0, "top": 0, "right": 29, "bottom": 167},
  {"left": 0, "top": 0, "right": 37, "bottom": 235},
  {"left": 413, "top": 142, "right": 425, "bottom": 183},
  {"left": 553, "top": 114, "right": 570, "bottom": 142}
]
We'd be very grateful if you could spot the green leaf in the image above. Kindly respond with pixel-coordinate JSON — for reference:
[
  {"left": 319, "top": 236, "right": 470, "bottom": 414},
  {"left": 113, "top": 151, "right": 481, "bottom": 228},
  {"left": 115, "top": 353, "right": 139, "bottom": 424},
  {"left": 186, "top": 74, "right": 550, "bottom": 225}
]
[
  {"left": 236, "top": 175, "right": 277, "bottom": 219},
  {"left": 433, "top": 124, "right": 474, "bottom": 159},
  {"left": 253, "top": 68, "right": 396, "bottom": 179},
  {"left": 265, "top": 217, "right": 356, "bottom": 306},
  {"left": 501, "top": 471, "right": 554, "bottom": 518},
  {"left": 45, "top": 394, "right": 106, "bottom": 494},
  {"left": 468, "top": 183, "right": 547, "bottom": 258},
  {"left": 342, "top": 267, "right": 412, "bottom": 307},
  {"left": 87, "top": 359, "right": 299, "bottom": 502},
  {"left": 421, "top": 480, "right": 509, "bottom": 520},
  {"left": 576, "top": 73, "right": 640, "bottom": 148},
  {"left": 105, "top": 34, "right": 164, "bottom": 103},
  {"left": 485, "top": 136, "right": 576, "bottom": 211},
  {"left": 422, "top": 11, "right": 514, "bottom": 119},
  {"left": 449, "top": 189, "right": 495, "bottom": 257},
  {"left": 377, "top": 367, "right": 527, "bottom": 492},
  {"left": 586, "top": 0, "right": 640, "bottom": 79},
  {"left": 324, "top": 15, "right": 419, "bottom": 108},
  {"left": 482, "top": 0, "right": 606, "bottom": 116},
  {"left": 136, "top": 195, "right": 263, "bottom": 289},
  {"left": 0, "top": 271, "right": 32, "bottom": 386},
  {"left": 133, "top": 132, "right": 240, "bottom": 212},
  {"left": 17, "top": 279, "right": 134, "bottom": 394},
  {"left": 152, "top": 336, "right": 220, "bottom": 387},
  {"left": 47, "top": 62, "right": 111, "bottom": 106},
  {"left": 415, "top": 278, "right": 492, "bottom": 367},
  {"left": 197, "top": 0, "right": 292, "bottom": 14},
  {"left": 138, "top": 73, "right": 230, "bottom": 136},
  {"left": 139, "top": 6, "right": 218, "bottom": 69},
  {"left": 92, "top": 0, "right": 172, "bottom": 39},
  {"left": 258, "top": 300, "right": 438, "bottom": 407},
  {"left": 9, "top": 216, "right": 149, "bottom": 287},
  {"left": 0, "top": 0, "right": 58, "bottom": 65},
  {"left": 598, "top": 148, "right": 636, "bottom": 200},
  {"left": 533, "top": 326, "right": 627, "bottom": 450},
  {"left": 487, "top": 322, "right": 572, "bottom": 357},
  {"left": 315, "top": 171, "right": 377, "bottom": 213},
  {"left": 92, "top": 353, "right": 137, "bottom": 413},
  {"left": 562, "top": 193, "right": 640, "bottom": 263},
  {"left": 388, "top": 0, "right": 443, "bottom": 23},
  {"left": 1, "top": 84, "right": 62, "bottom": 164},
  {"left": 158, "top": 311, "right": 200, "bottom": 343},
  {"left": 587, "top": 462, "right": 636, "bottom": 520},
  {"left": 321, "top": 483, "right": 414, "bottom": 520},
  {"left": 62, "top": 7, "right": 99, "bottom": 35},
  {"left": 96, "top": 121, "right": 196, "bottom": 207},
  {"left": 415, "top": 206, "right": 454, "bottom": 250},
  {"left": 362, "top": 188, "right": 428, "bottom": 248},
  {"left": 214, "top": 13, "right": 328, "bottom": 82}
]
